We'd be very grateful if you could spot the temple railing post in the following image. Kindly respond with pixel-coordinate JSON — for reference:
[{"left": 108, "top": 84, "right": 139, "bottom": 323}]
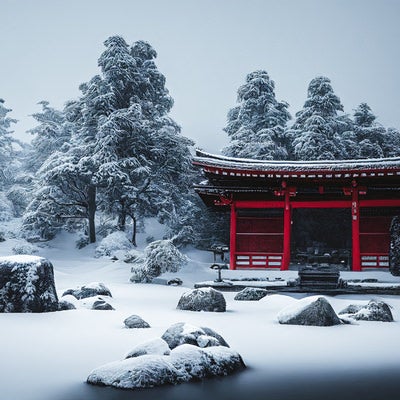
[
  {"left": 230, "top": 202, "right": 237, "bottom": 270},
  {"left": 282, "top": 188, "right": 292, "bottom": 270},
  {"left": 352, "top": 184, "right": 361, "bottom": 271}
]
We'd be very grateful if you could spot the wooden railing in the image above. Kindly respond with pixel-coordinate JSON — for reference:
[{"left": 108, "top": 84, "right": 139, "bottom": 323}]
[
  {"left": 235, "top": 253, "right": 283, "bottom": 268},
  {"left": 360, "top": 254, "right": 389, "bottom": 268}
]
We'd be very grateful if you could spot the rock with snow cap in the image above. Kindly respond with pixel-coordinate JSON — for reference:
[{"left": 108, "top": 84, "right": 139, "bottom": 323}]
[
  {"left": 339, "top": 299, "right": 393, "bottom": 322},
  {"left": 92, "top": 299, "right": 114, "bottom": 310},
  {"left": 0, "top": 255, "right": 59, "bottom": 313},
  {"left": 277, "top": 296, "right": 342, "bottom": 326},
  {"left": 234, "top": 287, "right": 268, "bottom": 301},
  {"left": 125, "top": 338, "right": 171, "bottom": 359},
  {"left": 124, "top": 314, "right": 150, "bottom": 329},
  {"left": 62, "top": 282, "right": 112, "bottom": 299},
  {"left": 161, "top": 322, "right": 229, "bottom": 350},
  {"left": 87, "top": 327, "right": 245, "bottom": 389},
  {"left": 176, "top": 287, "right": 226, "bottom": 312}
]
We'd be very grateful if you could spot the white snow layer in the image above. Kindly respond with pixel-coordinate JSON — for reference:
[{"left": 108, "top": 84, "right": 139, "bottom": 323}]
[{"left": 1, "top": 232, "right": 400, "bottom": 400}]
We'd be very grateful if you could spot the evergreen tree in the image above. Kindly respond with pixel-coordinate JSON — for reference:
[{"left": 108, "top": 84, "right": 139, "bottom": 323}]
[
  {"left": 0, "top": 99, "right": 17, "bottom": 188},
  {"left": 222, "top": 70, "right": 291, "bottom": 160},
  {"left": 22, "top": 36, "right": 194, "bottom": 244},
  {"left": 27, "top": 101, "right": 71, "bottom": 173},
  {"left": 353, "top": 103, "right": 385, "bottom": 158},
  {"left": 288, "top": 76, "right": 352, "bottom": 160},
  {"left": 382, "top": 127, "right": 400, "bottom": 157}
]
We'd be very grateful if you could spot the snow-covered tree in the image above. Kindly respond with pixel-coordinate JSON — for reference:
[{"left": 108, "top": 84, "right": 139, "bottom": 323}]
[
  {"left": 288, "top": 76, "right": 351, "bottom": 160},
  {"left": 222, "top": 70, "right": 291, "bottom": 160},
  {"left": 353, "top": 103, "right": 385, "bottom": 158},
  {"left": 26, "top": 101, "right": 71, "bottom": 173},
  {"left": 382, "top": 127, "right": 400, "bottom": 157},
  {"left": 0, "top": 99, "right": 17, "bottom": 188},
  {"left": 390, "top": 216, "right": 400, "bottom": 276},
  {"left": 22, "top": 36, "right": 194, "bottom": 244}
]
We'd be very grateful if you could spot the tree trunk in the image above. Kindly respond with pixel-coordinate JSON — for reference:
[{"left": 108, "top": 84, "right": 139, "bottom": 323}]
[
  {"left": 87, "top": 185, "right": 97, "bottom": 243},
  {"left": 117, "top": 203, "right": 127, "bottom": 231},
  {"left": 131, "top": 216, "right": 137, "bottom": 247}
]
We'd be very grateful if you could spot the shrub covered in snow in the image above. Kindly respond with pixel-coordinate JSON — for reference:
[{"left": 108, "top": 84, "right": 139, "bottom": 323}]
[
  {"left": 95, "top": 231, "right": 133, "bottom": 258},
  {"left": 87, "top": 323, "right": 245, "bottom": 389},
  {"left": 12, "top": 241, "right": 39, "bottom": 255},
  {"left": 0, "top": 255, "right": 59, "bottom": 312},
  {"left": 130, "top": 239, "right": 187, "bottom": 283},
  {"left": 176, "top": 288, "right": 226, "bottom": 312},
  {"left": 0, "top": 192, "right": 14, "bottom": 222},
  {"left": 277, "top": 296, "right": 342, "bottom": 326}
]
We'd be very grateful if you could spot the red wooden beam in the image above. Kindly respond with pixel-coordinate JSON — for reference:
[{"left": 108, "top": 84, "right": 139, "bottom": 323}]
[
  {"left": 360, "top": 199, "right": 400, "bottom": 208},
  {"left": 234, "top": 200, "right": 284, "bottom": 208},
  {"left": 352, "top": 188, "right": 361, "bottom": 271},
  {"left": 291, "top": 200, "right": 352, "bottom": 209},
  {"left": 282, "top": 189, "right": 291, "bottom": 270},
  {"left": 230, "top": 203, "right": 237, "bottom": 270}
]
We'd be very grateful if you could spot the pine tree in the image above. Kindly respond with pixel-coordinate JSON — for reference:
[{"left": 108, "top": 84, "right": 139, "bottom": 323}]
[
  {"left": 0, "top": 99, "right": 17, "bottom": 188},
  {"left": 382, "top": 127, "right": 400, "bottom": 157},
  {"left": 288, "top": 76, "right": 352, "bottom": 160},
  {"left": 353, "top": 103, "right": 385, "bottom": 158},
  {"left": 222, "top": 70, "right": 291, "bottom": 160}
]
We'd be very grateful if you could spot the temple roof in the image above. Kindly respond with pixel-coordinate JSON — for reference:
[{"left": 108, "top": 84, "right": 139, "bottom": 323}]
[{"left": 193, "top": 150, "right": 400, "bottom": 180}]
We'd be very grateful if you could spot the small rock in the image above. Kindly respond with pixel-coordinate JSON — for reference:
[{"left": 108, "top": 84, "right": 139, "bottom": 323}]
[
  {"left": 167, "top": 278, "right": 183, "bottom": 286},
  {"left": 234, "top": 287, "right": 268, "bottom": 301},
  {"left": 92, "top": 300, "right": 114, "bottom": 310},
  {"left": 124, "top": 314, "right": 150, "bottom": 329},
  {"left": 58, "top": 300, "right": 76, "bottom": 311},
  {"left": 338, "top": 304, "right": 364, "bottom": 315},
  {"left": 177, "top": 288, "right": 226, "bottom": 312},
  {"left": 62, "top": 282, "right": 112, "bottom": 299}
]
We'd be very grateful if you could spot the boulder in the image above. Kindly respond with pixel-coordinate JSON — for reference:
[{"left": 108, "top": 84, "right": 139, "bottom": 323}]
[
  {"left": 0, "top": 255, "right": 59, "bottom": 313},
  {"left": 92, "top": 299, "right": 114, "bottom": 310},
  {"left": 234, "top": 287, "right": 268, "bottom": 301},
  {"left": 339, "top": 299, "right": 393, "bottom": 322},
  {"left": 277, "top": 296, "right": 342, "bottom": 326},
  {"left": 124, "top": 314, "right": 150, "bottom": 329},
  {"left": 87, "top": 326, "right": 245, "bottom": 389},
  {"left": 126, "top": 338, "right": 171, "bottom": 359},
  {"left": 62, "top": 282, "right": 112, "bottom": 299},
  {"left": 177, "top": 288, "right": 226, "bottom": 312},
  {"left": 161, "top": 322, "right": 229, "bottom": 350}
]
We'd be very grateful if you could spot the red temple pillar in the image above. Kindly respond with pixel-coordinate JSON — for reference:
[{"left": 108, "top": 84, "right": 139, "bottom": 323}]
[
  {"left": 352, "top": 187, "right": 361, "bottom": 271},
  {"left": 230, "top": 202, "right": 237, "bottom": 270},
  {"left": 282, "top": 189, "right": 291, "bottom": 270}
]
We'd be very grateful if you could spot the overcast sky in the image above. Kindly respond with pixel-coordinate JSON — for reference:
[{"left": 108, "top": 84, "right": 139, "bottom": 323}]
[{"left": 1, "top": 0, "right": 400, "bottom": 153}]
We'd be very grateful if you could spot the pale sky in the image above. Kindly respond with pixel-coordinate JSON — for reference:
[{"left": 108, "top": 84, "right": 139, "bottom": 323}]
[{"left": 1, "top": 0, "right": 400, "bottom": 153}]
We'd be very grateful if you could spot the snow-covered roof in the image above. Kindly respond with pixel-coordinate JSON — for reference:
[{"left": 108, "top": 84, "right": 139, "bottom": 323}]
[{"left": 193, "top": 150, "right": 400, "bottom": 179}]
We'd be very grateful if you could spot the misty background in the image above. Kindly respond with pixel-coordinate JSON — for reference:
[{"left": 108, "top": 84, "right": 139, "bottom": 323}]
[{"left": 1, "top": 0, "right": 399, "bottom": 152}]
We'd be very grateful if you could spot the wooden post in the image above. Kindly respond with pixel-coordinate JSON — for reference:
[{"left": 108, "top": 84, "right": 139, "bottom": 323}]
[
  {"left": 282, "top": 189, "right": 291, "bottom": 270},
  {"left": 352, "top": 186, "right": 361, "bottom": 271},
  {"left": 230, "top": 202, "right": 237, "bottom": 270}
]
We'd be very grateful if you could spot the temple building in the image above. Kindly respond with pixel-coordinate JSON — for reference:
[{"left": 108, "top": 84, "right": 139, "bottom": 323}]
[{"left": 193, "top": 150, "right": 400, "bottom": 271}]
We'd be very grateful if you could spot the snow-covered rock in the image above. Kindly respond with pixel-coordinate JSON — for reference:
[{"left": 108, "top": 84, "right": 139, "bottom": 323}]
[
  {"left": 234, "top": 287, "right": 268, "bottom": 301},
  {"left": 58, "top": 299, "right": 76, "bottom": 311},
  {"left": 176, "top": 288, "right": 226, "bottom": 312},
  {"left": 161, "top": 322, "right": 229, "bottom": 349},
  {"left": 339, "top": 299, "right": 393, "bottom": 322},
  {"left": 92, "top": 299, "right": 114, "bottom": 310},
  {"left": 123, "top": 314, "right": 150, "bottom": 329},
  {"left": 277, "top": 296, "right": 342, "bottom": 326},
  {"left": 0, "top": 255, "right": 58, "bottom": 313},
  {"left": 62, "top": 282, "right": 112, "bottom": 299},
  {"left": 87, "top": 328, "right": 245, "bottom": 389},
  {"left": 126, "top": 338, "right": 171, "bottom": 358}
]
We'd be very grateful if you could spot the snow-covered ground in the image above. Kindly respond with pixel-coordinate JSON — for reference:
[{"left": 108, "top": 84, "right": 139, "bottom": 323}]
[{"left": 1, "top": 229, "right": 400, "bottom": 400}]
